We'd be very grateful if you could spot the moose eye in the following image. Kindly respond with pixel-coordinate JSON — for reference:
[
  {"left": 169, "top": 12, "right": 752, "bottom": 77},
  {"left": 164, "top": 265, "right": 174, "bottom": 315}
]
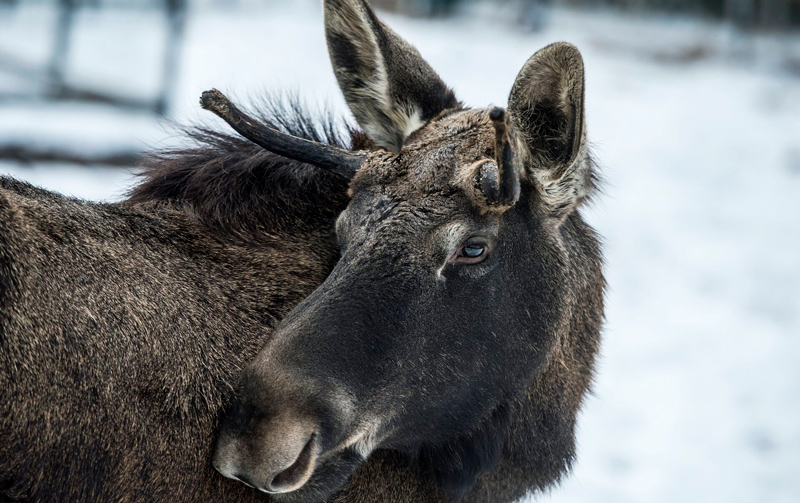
[
  {"left": 462, "top": 244, "right": 485, "bottom": 258},
  {"left": 450, "top": 241, "right": 489, "bottom": 265}
]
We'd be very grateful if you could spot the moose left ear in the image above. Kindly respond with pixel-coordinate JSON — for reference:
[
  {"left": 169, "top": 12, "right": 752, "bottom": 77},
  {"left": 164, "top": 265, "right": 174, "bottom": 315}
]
[
  {"left": 324, "top": 0, "right": 459, "bottom": 152},
  {"left": 508, "top": 43, "right": 593, "bottom": 218}
]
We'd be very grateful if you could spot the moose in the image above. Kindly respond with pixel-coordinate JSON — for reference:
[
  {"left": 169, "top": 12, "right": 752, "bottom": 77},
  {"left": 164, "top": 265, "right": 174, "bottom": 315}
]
[
  {"left": 213, "top": 0, "right": 604, "bottom": 501},
  {"left": 0, "top": 0, "right": 603, "bottom": 502}
]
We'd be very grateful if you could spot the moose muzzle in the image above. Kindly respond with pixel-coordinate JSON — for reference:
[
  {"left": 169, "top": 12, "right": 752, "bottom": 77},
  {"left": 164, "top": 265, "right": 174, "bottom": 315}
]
[{"left": 213, "top": 409, "right": 320, "bottom": 494}]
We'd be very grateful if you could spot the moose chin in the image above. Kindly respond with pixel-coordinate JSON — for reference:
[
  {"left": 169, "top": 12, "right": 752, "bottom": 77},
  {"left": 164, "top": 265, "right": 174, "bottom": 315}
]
[{"left": 209, "top": 1, "right": 605, "bottom": 502}]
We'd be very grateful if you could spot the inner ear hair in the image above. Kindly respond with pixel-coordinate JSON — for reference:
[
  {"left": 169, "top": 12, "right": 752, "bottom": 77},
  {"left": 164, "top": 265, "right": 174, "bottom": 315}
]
[
  {"left": 508, "top": 43, "right": 585, "bottom": 174},
  {"left": 507, "top": 43, "right": 593, "bottom": 219},
  {"left": 324, "top": 0, "right": 459, "bottom": 152}
]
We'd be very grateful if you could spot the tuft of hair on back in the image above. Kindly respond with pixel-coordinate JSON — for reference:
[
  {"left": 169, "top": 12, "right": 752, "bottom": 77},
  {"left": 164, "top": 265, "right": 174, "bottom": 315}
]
[{"left": 127, "top": 93, "right": 357, "bottom": 244}]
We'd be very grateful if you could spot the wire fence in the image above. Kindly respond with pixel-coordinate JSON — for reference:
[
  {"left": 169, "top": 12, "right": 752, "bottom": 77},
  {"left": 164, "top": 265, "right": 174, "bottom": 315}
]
[
  {"left": 0, "top": 0, "right": 796, "bottom": 167},
  {"left": 377, "top": 0, "right": 799, "bottom": 28}
]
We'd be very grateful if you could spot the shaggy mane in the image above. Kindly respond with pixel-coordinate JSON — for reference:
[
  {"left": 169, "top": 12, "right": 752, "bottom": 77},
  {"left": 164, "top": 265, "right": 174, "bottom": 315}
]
[{"left": 127, "top": 95, "right": 357, "bottom": 244}]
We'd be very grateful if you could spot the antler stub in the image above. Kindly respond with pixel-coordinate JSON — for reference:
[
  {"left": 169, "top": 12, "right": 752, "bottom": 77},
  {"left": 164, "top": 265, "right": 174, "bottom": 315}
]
[{"left": 480, "top": 107, "right": 520, "bottom": 209}]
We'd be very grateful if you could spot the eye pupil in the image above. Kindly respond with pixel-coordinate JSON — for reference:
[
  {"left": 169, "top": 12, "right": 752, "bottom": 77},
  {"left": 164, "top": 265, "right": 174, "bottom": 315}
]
[{"left": 462, "top": 244, "right": 485, "bottom": 258}]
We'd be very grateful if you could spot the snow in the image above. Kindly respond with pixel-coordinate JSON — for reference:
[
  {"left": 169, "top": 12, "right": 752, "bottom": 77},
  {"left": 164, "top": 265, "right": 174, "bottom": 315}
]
[
  {"left": 0, "top": 102, "right": 177, "bottom": 157},
  {"left": 0, "top": 161, "right": 140, "bottom": 201},
  {"left": 1, "top": 2, "right": 799, "bottom": 502}
]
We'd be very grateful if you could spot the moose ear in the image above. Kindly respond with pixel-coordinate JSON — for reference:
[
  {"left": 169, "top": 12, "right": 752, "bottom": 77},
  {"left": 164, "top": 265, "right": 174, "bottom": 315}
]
[
  {"left": 324, "top": 0, "right": 459, "bottom": 152},
  {"left": 508, "top": 43, "right": 593, "bottom": 218}
]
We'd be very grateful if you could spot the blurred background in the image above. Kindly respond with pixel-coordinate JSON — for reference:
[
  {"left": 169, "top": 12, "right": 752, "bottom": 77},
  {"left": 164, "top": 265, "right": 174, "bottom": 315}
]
[{"left": 1, "top": 0, "right": 798, "bottom": 502}]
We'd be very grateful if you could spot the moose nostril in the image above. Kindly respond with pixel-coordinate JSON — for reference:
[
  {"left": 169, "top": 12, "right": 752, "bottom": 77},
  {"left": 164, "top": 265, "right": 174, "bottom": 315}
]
[{"left": 267, "top": 433, "right": 319, "bottom": 493}]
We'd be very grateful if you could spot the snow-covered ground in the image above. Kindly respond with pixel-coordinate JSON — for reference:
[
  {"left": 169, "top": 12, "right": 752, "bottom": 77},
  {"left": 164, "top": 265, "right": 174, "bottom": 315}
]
[{"left": 1, "top": 2, "right": 799, "bottom": 502}]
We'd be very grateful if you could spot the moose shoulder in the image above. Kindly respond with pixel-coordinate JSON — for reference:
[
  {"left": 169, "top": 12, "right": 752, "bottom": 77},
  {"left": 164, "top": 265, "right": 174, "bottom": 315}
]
[{"left": 213, "top": 1, "right": 604, "bottom": 503}]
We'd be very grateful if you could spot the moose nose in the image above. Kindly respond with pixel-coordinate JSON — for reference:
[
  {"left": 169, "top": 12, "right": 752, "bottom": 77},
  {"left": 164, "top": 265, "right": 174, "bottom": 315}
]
[{"left": 213, "top": 416, "right": 321, "bottom": 494}]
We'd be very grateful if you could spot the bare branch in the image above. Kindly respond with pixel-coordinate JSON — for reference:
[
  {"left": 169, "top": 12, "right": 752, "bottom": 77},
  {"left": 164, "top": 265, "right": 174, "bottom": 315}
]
[{"left": 0, "top": 144, "right": 139, "bottom": 167}]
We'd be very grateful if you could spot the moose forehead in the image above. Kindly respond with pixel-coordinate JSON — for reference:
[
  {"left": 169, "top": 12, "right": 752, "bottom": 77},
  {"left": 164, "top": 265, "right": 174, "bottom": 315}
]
[
  {"left": 336, "top": 109, "right": 503, "bottom": 254},
  {"left": 350, "top": 108, "right": 495, "bottom": 198}
]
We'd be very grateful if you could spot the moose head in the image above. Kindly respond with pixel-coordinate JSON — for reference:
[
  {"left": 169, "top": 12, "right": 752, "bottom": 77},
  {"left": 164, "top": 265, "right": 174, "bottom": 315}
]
[{"left": 208, "top": 1, "right": 603, "bottom": 501}]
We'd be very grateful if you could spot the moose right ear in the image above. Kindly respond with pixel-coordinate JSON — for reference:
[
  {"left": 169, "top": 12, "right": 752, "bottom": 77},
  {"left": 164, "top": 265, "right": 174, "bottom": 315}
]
[
  {"left": 324, "top": 0, "right": 459, "bottom": 152},
  {"left": 507, "top": 43, "right": 593, "bottom": 219}
]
